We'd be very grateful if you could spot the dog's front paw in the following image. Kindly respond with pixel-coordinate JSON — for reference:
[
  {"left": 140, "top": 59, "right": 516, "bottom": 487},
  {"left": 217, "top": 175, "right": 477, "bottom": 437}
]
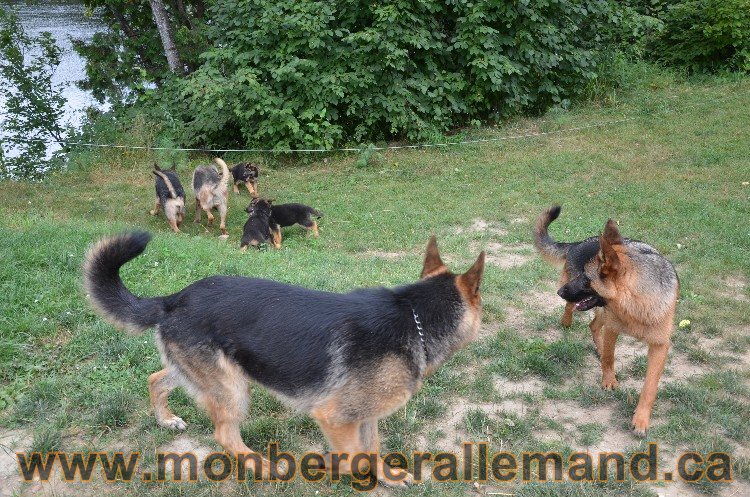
[
  {"left": 631, "top": 411, "right": 650, "bottom": 437},
  {"left": 158, "top": 416, "right": 187, "bottom": 431},
  {"left": 601, "top": 374, "right": 619, "bottom": 391},
  {"left": 380, "top": 468, "right": 414, "bottom": 488}
]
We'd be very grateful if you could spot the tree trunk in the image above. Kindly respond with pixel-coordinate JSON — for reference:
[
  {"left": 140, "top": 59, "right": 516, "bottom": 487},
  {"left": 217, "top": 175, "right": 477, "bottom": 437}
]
[{"left": 148, "top": 0, "right": 183, "bottom": 74}]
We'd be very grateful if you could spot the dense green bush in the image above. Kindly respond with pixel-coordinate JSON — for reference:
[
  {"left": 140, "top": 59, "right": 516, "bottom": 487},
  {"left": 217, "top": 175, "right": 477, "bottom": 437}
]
[
  {"left": 150, "top": 0, "right": 619, "bottom": 150},
  {"left": 650, "top": 0, "right": 750, "bottom": 72}
]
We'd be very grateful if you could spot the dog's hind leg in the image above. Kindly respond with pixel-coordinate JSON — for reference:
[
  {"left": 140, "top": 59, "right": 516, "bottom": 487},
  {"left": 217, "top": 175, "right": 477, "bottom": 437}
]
[
  {"left": 148, "top": 369, "right": 186, "bottom": 430},
  {"left": 150, "top": 198, "right": 161, "bottom": 216},
  {"left": 631, "top": 342, "right": 669, "bottom": 437},
  {"left": 301, "top": 218, "right": 320, "bottom": 237},
  {"left": 193, "top": 198, "right": 201, "bottom": 223},
  {"left": 271, "top": 225, "right": 282, "bottom": 249},
  {"left": 246, "top": 181, "right": 257, "bottom": 195},
  {"left": 217, "top": 203, "right": 227, "bottom": 235}
]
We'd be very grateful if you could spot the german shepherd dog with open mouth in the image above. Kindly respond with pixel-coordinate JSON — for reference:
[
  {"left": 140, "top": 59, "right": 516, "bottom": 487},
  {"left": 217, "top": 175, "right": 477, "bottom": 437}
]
[
  {"left": 84, "top": 233, "right": 485, "bottom": 486},
  {"left": 149, "top": 164, "right": 185, "bottom": 233},
  {"left": 534, "top": 206, "right": 678, "bottom": 436},
  {"left": 192, "top": 158, "right": 230, "bottom": 236}
]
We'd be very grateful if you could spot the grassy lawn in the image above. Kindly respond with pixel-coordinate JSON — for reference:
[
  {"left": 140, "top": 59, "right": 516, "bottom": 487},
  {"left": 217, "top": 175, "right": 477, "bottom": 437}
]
[{"left": 0, "top": 64, "right": 748, "bottom": 496}]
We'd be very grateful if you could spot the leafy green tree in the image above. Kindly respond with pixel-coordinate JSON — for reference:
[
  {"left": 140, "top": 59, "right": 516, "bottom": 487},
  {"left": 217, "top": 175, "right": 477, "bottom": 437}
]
[
  {"left": 0, "top": 8, "right": 66, "bottom": 180},
  {"left": 73, "top": 0, "right": 210, "bottom": 105}
]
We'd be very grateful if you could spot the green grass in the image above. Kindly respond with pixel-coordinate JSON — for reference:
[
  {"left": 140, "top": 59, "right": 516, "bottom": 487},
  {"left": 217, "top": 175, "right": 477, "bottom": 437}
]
[{"left": 1, "top": 63, "right": 749, "bottom": 496}]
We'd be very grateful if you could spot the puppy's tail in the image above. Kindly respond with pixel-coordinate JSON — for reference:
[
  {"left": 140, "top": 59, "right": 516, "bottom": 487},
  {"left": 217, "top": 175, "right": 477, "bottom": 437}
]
[
  {"left": 83, "top": 232, "right": 165, "bottom": 334},
  {"left": 534, "top": 205, "right": 570, "bottom": 266},
  {"left": 213, "top": 157, "right": 231, "bottom": 187},
  {"left": 152, "top": 165, "right": 178, "bottom": 199},
  {"left": 309, "top": 208, "right": 323, "bottom": 218}
]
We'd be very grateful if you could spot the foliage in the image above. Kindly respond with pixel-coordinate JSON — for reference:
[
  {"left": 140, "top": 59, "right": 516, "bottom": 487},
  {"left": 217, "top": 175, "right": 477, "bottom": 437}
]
[
  {"left": 149, "top": 0, "right": 619, "bottom": 150},
  {"left": 72, "top": 0, "right": 211, "bottom": 105},
  {"left": 649, "top": 0, "right": 750, "bottom": 72},
  {"left": 0, "top": 8, "right": 66, "bottom": 180}
]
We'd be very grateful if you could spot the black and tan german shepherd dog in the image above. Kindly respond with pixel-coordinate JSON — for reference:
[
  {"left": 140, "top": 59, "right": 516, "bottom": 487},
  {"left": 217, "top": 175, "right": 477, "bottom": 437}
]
[
  {"left": 272, "top": 203, "right": 323, "bottom": 238},
  {"left": 149, "top": 164, "right": 186, "bottom": 233},
  {"left": 230, "top": 162, "right": 260, "bottom": 195},
  {"left": 84, "top": 232, "right": 485, "bottom": 486},
  {"left": 240, "top": 197, "right": 280, "bottom": 251},
  {"left": 534, "top": 205, "right": 678, "bottom": 437}
]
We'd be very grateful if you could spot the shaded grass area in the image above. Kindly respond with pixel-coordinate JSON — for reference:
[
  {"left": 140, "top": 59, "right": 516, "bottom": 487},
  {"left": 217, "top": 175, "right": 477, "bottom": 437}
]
[{"left": 1, "top": 64, "right": 749, "bottom": 496}]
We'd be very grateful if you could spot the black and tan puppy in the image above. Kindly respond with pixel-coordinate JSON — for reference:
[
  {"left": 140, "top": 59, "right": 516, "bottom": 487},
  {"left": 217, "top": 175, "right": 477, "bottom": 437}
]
[
  {"left": 192, "top": 158, "right": 230, "bottom": 236},
  {"left": 534, "top": 206, "right": 678, "bottom": 437},
  {"left": 84, "top": 233, "right": 485, "bottom": 486},
  {"left": 149, "top": 164, "right": 185, "bottom": 233},
  {"left": 240, "top": 197, "right": 281, "bottom": 250},
  {"left": 271, "top": 203, "right": 323, "bottom": 237},
  {"left": 230, "top": 162, "right": 260, "bottom": 195}
]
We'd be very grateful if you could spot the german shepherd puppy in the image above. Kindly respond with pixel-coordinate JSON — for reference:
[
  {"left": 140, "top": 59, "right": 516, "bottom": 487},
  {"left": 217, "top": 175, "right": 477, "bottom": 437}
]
[
  {"left": 534, "top": 206, "right": 678, "bottom": 436},
  {"left": 192, "top": 158, "right": 230, "bottom": 236},
  {"left": 84, "top": 233, "right": 485, "bottom": 486},
  {"left": 149, "top": 164, "right": 185, "bottom": 233},
  {"left": 230, "top": 162, "right": 260, "bottom": 195},
  {"left": 240, "top": 197, "right": 281, "bottom": 250},
  {"left": 271, "top": 203, "right": 323, "bottom": 237}
]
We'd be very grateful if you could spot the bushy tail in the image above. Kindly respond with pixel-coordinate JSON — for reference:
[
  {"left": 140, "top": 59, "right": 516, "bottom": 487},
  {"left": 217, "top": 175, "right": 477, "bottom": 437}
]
[
  {"left": 533, "top": 205, "right": 570, "bottom": 266},
  {"left": 310, "top": 208, "right": 323, "bottom": 218},
  {"left": 83, "top": 232, "right": 165, "bottom": 334},
  {"left": 153, "top": 165, "right": 178, "bottom": 199},
  {"left": 213, "top": 157, "right": 231, "bottom": 187}
]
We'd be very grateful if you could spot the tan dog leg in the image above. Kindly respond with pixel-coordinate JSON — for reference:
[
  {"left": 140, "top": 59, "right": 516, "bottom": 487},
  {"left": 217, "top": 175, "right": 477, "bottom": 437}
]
[
  {"left": 194, "top": 198, "right": 201, "bottom": 223},
  {"left": 150, "top": 198, "right": 161, "bottom": 216},
  {"left": 311, "top": 221, "right": 319, "bottom": 237},
  {"left": 148, "top": 369, "right": 186, "bottom": 430},
  {"left": 218, "top": 203, "right": 228, "bottom": 236},
  {"left": 600, "top": 326, "right": 619, "bottom": 390},
  {"left": 589, "top": 308, "right": 605, "bottom": 357},
  {"left": 631, "top": 343, "right": 669, "bottom": 437},
  {"left": 271, "top": 226, "right": 282, "bottom": 249},
  {"left": 233, "top": 183, "right": 240, "bottom": 194},
  {"left": 561, "top": 302, "right": 574, "bottom": 328},
  {"left": 246, "top": 181, "right": 256, "bottom": 195}
]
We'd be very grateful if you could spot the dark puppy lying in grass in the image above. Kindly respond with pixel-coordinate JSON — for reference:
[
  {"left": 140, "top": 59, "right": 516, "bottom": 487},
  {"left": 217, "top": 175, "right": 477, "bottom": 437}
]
[
  {"left": 149, "top": 164, "right": 185, "bottom": 233},
  {"left": 271, "top": 203, "right": 323, "bottom": 237},
  {"left": 240, "top": 197, "right": 280, "bottom": 251},
  {"left": 84, "top": 232, "right": 485, "bottom": 486}
]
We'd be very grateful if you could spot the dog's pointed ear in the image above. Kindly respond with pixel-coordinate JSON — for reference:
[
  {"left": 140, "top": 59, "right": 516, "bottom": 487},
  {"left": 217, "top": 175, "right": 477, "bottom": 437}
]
[
  {"left": 421, "top": 235, "right": 446, "bottom": 278},
  {"left": 599, "top": 219, "right": 622, "bottom": 276},
  {"left": 170, "top": 163, "right": 177, "bottom": 171},
  {"left": 267, "top": 198, "right": 275, "bottom": 204},
  {"left": 458, "top": 251, "right": 486, "bottom": 296},
  {"left": 153, "top": 163, "right": 161, "bottom": 171}
]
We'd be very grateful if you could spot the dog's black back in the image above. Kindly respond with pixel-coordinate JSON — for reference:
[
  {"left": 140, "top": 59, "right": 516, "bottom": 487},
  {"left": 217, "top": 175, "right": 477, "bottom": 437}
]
[
  {"left": 155, "top": 169, "right": 185, "bottom": 201},
  {"left": 271, "top": 203, "right": 322, "bottom": 227}
]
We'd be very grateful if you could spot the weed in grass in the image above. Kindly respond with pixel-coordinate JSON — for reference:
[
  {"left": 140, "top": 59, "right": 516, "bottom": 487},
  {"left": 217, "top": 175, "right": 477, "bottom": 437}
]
[
  {"left": 94, "top": 388, "right": 134, "bottom": 429},
  {"left": 577, "top": 423, "right": 605, "bottom": 447},
  {"left": 628, "top": 355, "right": 648, "bottom": 379},
  {"left": 31, "top": 426, "right": 62, "bottom": 453}
]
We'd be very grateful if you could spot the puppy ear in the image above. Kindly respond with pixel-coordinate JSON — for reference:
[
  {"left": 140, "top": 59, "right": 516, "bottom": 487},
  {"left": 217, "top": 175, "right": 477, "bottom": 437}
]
[
  {"left": 267, "top": 198, "right": 275, "bottom": 204},
  {"left": 170, "top": 163, "right": 177, "bottom": 171},
  {"left": 245, "top": 205, "right": 252, "bottom": 213},
  {"left": 599, "top": 219, "right": 622, "bottom": 276},
  {"left": 421, "top": 235, "right": 446, "bottom": 278},
  {"left": 153, "top": 163, "right": 161, "bottom": 171},
  {"left": 458, "top": 251, "right": 486, "bottom": 296}
]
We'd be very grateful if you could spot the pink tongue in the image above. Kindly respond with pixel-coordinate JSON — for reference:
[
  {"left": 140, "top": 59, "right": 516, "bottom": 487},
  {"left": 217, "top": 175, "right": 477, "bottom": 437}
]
[{"left": 575, "top": 298, "right": 592, "bottom": 310}]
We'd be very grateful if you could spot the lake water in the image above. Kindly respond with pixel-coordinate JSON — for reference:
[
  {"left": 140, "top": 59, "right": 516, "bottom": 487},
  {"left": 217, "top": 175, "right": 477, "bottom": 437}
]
[{"left": 2, "top": 0, "right": 103, "bottom": 153}]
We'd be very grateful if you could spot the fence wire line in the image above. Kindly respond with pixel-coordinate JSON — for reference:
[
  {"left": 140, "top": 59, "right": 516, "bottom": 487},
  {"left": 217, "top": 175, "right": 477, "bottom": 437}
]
[{"left": 3, "top": 117, "right": 637, "bottom": 154}]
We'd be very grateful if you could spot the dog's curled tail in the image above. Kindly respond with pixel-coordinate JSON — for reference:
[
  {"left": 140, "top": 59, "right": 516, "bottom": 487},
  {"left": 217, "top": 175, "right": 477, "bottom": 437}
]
[
  {"left": 213, "top": 157, "right": 231, "bottom": 187},
  {"left": 152, "top": 166, "right": 178, "bottom": 199},
  {"left": 534, "top": 205, "right": 570, "bottom": 266},
  {"left": 83, "top": 232, "right": 165, "bottom": 334}
]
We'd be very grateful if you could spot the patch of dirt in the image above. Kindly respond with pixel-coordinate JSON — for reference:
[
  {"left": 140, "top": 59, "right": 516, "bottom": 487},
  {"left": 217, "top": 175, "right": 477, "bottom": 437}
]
[
  {"left": 361, "top": 249, "right": 411, "bottom": 259},
  {"left": 0, "top": 428, "right": 32, "bottom": 497},
  {"left": 719, "top": 275, "right": 749, "bottom": 302},
  {"left": 455, "top": 218, "right": 508, "bottom": 237},
  {"left": 493, "top": 378, "right": 545, "bottom": 396},
  {"left": 502, "top": 307, "right": 526, "bottom": 329},
  {"left": 525, "top": 289, "right": 566, "bottom": 314},
  {"left": 158, "top": 435, "right": 215, "bottom": 481},
  {"left": 480, "top": 242, "right": 535, "bottom": 269},
  {"left": 663, "top": 350, "right": 712, "bottom": 383}
]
